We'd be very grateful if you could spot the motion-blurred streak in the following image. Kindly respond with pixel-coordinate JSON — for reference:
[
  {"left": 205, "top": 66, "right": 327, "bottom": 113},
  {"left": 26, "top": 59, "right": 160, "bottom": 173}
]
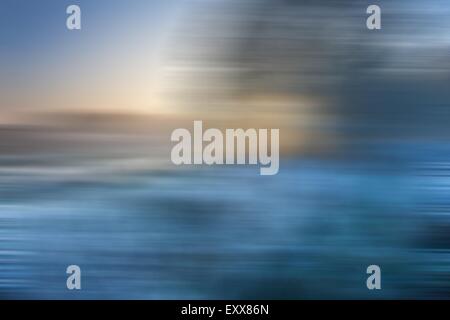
[{"left": 0, "top": 0, "right": 450, "bottom": 299}]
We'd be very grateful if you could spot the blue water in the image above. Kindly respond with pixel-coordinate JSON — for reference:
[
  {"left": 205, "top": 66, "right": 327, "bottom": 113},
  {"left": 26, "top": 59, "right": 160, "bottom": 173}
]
[{"left": 1, "top": 159, "right": 449, "bottom": 299}]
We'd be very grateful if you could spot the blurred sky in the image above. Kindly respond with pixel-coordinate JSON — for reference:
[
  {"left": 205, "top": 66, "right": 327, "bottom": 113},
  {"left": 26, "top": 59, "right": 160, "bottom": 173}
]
[
  {"left": 1, "top": 0, "right": 450, "bottom": 152},
  {"left": 2, "top": 0, "right": 450, "bottom": 126},
  {"left": 0, "top": 0, "right": 183, "bottom": 117}
]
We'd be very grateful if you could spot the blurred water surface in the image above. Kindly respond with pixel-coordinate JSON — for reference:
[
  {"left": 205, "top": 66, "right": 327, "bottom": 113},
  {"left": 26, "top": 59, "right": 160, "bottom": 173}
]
[
  {"left": 1, "top": 0, "right": 450, "bottom": 299},
  {"left": 1, "top": 152, "right": 450, "bottom": 299}
]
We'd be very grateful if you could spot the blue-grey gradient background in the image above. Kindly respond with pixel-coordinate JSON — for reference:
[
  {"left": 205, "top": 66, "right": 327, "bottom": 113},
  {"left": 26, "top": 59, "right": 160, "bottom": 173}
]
[{"left": 1, "top": 0, "right": 450, "bottom": 299}]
